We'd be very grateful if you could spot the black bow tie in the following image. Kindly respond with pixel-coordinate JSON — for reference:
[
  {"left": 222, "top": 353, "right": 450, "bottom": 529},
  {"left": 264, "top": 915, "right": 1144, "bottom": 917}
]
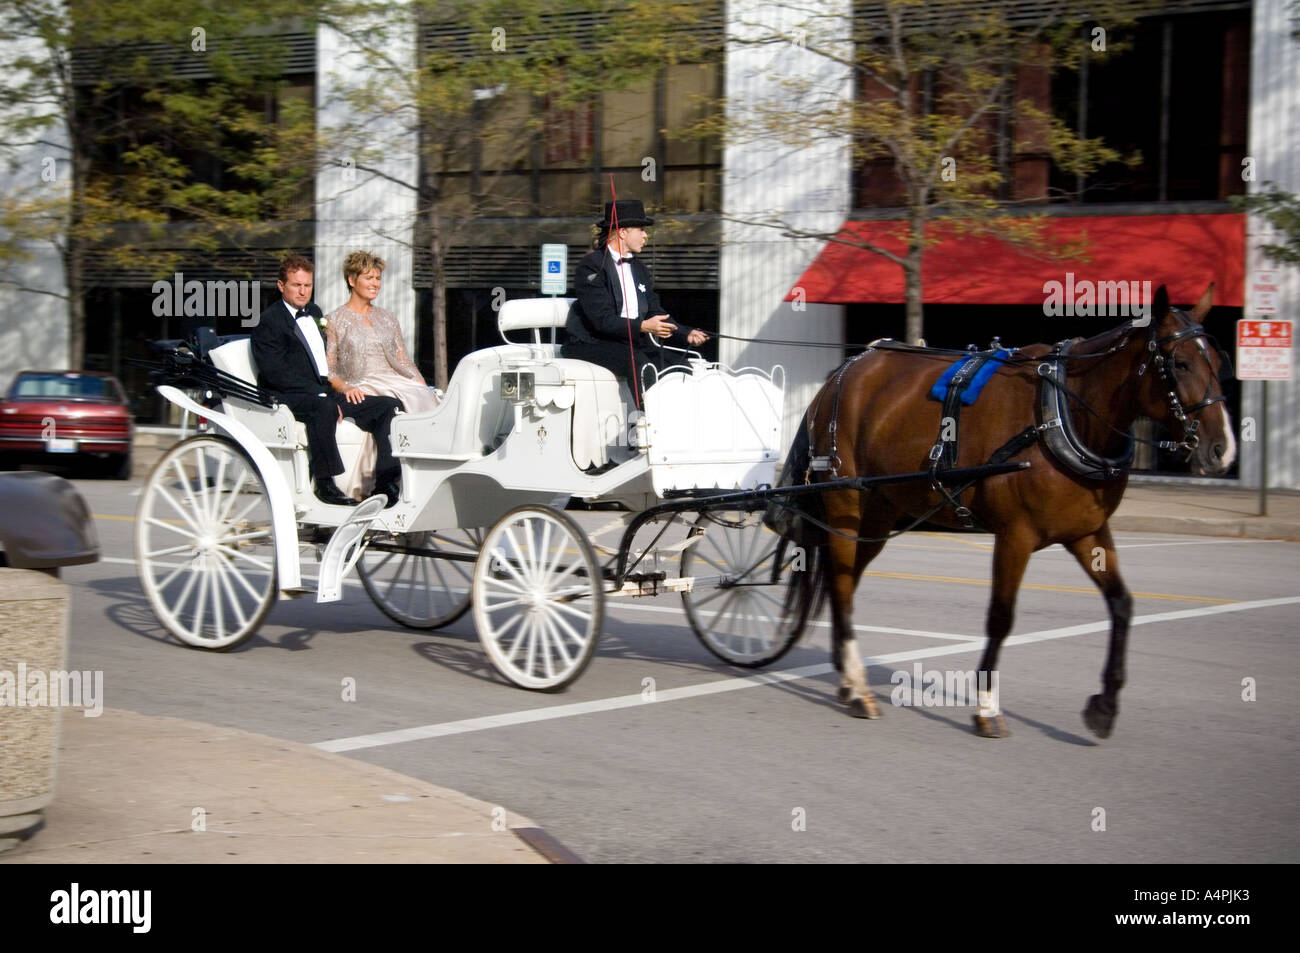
[
  {"left": 295, "top": 308, "right": 310, "bottom": 318},
  {"left": 614, "top": 257, "right": 632, "bottom": 265}
]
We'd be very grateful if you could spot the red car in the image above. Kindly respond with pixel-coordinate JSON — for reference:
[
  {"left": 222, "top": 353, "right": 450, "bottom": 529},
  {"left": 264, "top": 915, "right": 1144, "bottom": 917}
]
[{"left": 0, "top": 371, "right": 134, "bottom": 479}]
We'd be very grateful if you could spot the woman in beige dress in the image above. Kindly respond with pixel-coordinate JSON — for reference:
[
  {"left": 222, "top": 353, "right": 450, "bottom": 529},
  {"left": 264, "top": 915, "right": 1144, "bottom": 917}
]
[{"left": 325, "top": 250, "right": 440, "bottom": 499}]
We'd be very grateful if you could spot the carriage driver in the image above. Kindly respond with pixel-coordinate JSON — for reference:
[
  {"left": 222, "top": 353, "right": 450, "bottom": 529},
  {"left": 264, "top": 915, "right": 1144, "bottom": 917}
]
[
  {"left": 251, "top": 254, "right": 402, "bottom": 508},
  {"left": 563, "top": 199, "right": 708, "bottom": 404}
]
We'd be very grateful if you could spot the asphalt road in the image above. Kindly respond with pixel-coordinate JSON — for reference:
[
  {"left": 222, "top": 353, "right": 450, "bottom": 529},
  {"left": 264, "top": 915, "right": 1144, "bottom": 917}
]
[{"left": 54, "top": 476, "right": 1300, "bottom": 863}]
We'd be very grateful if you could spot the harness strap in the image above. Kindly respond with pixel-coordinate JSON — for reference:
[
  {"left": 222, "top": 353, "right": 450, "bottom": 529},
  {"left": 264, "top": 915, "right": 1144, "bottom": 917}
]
[{"left": 927, "top": 350, "right": 1000, "bottom": 529}]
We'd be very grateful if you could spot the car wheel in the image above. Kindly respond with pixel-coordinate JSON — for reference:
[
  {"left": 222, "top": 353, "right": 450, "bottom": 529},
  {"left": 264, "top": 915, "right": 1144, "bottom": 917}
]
[{"left": 108, "top": 452, "right": 132, "bottom": 480}]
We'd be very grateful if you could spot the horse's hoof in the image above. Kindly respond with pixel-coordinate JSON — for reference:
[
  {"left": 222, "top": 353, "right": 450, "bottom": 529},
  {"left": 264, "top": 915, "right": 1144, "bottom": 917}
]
[
  {"left": 848, "top": 695, "right": 881, "bottom": 719},
  {"left": 837, "top": 686, "right": 852, "bottom": 703},
  {"left": 1082, "top": 695, "right": 1117, "bottom": 739},
  {"left": 972, "top": 714, "right": 1011, "bottom": 738}
]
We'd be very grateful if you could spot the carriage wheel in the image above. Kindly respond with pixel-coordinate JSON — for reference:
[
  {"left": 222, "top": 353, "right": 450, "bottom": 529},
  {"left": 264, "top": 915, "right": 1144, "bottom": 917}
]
[
  {"left": 135, "top": 435, "right": 276, "bottom": 651},
  {"left": 680, "top": 510, "right": 809, "bottom": 667},
  {"left": 473, "top": 506, "right": 604, "bottom": 691},
  {"left": 357, "top": 529, "right": 480, "bottom": 630}
]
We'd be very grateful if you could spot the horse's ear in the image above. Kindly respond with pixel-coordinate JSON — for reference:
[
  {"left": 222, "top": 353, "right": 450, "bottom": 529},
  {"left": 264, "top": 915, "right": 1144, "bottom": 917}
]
[
  {"left": 1189, "top": 282, "right": 1215, "bottom": 323},
  {"left": 1153, "top": 284, "right": 1170, "bottom": 320}
]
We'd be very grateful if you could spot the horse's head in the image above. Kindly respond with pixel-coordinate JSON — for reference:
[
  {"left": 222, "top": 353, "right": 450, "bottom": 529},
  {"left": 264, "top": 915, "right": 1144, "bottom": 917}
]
[{"left": 1138, "top": 284, "right": 1236, "bottom": 476}]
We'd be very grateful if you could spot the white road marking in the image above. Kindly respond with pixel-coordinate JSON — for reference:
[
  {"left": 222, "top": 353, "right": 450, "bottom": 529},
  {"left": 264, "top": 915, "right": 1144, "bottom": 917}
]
[{"left": 311, "top": 595, "right": 1300, "bottom": 752}]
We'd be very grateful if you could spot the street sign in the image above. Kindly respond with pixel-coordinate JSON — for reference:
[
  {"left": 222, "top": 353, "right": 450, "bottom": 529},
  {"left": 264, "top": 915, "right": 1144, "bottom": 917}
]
[
  {"left": 1250, "top": 271, "right": 1279, "bottom": 314},
  {"left": 1237, "top": 319, "right": 1293, "bottom": 380},
  {"left": 540, "top": 244, "right": 567, "bottom": 294}
]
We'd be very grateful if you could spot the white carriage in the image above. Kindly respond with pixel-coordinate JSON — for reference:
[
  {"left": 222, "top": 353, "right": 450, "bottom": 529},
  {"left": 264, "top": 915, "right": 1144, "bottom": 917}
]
[{"left": 135, "top": 298, "right": 806, "bottom": 690}]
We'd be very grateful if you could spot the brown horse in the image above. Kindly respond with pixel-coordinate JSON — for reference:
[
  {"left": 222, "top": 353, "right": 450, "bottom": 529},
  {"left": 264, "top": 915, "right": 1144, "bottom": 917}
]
[{"left": 773, "top": 285, "right": 1234, "bottom": 738}]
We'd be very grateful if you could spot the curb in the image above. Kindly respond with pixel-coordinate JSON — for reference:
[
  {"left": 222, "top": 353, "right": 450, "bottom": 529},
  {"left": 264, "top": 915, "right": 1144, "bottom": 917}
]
[{"left": 1109, "top": 515, "right": 1300, "bottom": 540}]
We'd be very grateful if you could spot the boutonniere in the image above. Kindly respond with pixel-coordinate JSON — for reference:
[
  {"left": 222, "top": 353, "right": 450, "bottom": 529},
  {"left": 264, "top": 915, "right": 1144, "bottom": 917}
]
[
  {"left": 317, "top": 315, "right": 329, "bottom": 332},
  {"left": 638, "top": 283, "right": 646, "bottom": 293}
]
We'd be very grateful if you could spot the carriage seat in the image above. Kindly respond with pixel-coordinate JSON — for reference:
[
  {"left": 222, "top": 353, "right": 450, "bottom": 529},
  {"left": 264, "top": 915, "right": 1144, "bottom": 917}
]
[
  {"left": 500, "top": 297, "right": 631, "bottom": 468},
  {"left": 388, "top": 298, "right": 630, "bottom": 468},
  {"left": 207, "top": 339, "right": 365, "bottom": 452}
]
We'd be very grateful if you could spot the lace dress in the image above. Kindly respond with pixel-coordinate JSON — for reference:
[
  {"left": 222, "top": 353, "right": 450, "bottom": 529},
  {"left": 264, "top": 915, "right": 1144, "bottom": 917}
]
[{"left": 325, "top": 305, "right": 440, "bottom": 499}]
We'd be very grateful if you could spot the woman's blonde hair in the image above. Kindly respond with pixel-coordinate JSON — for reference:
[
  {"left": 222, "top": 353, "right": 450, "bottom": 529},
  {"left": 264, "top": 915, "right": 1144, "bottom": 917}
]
[{"left": 343, "top": 250, "right": 386, "bottom": 289}]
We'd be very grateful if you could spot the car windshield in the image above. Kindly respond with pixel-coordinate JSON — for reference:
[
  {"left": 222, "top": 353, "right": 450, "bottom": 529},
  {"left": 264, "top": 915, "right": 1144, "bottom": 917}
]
[{"left": 12, "top": 374, "right": 119, "bottom": 401}]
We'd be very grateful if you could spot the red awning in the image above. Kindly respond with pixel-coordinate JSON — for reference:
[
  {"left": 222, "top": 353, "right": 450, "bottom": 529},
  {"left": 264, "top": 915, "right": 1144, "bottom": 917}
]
[{"left": 787, "top": 213, "right": 1245, "bottom": 308}]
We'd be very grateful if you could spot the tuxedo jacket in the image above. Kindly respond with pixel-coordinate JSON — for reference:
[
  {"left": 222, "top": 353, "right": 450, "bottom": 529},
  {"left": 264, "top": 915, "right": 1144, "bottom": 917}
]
[
  {"left": 251, "top": 300, "right": 331, "bottom": 400},
  {"left": 565, "top": 248, "right": 695, "bottom": 349}
]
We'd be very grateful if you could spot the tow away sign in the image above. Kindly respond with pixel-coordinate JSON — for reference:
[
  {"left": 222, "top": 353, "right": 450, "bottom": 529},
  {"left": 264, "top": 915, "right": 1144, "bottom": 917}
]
[{"left": 1237, "top": 319, "right": 1293, "bottom": 380}]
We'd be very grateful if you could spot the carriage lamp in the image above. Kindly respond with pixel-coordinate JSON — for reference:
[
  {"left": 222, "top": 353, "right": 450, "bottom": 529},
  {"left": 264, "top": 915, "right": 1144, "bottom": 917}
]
[{"left": 500, "top": 371, "right": 535, "bottom": 402}]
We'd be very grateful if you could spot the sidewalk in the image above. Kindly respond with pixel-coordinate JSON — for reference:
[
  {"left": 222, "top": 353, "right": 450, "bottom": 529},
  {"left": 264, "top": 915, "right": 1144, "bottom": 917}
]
[
  {"left": 0, "top": 709, "right": 562, "bottom": 864},
  {"left": 1111, "top": 482, "right": 1300, "bottom": 539}
]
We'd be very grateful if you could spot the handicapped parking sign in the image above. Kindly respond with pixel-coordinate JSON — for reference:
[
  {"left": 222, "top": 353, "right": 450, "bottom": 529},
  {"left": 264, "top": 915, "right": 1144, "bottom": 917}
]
[{"left": 541, "top": 244, "right": 567, "bottom": 294}]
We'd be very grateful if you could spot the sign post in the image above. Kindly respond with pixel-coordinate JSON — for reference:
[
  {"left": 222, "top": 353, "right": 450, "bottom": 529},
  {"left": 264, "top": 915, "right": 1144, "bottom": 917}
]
[
  {"left": 1237, "top": 317, "right": 1293, "bottom": 516},
  {"left": 540, "top": 244, "right": 568, "bottom": 346}
]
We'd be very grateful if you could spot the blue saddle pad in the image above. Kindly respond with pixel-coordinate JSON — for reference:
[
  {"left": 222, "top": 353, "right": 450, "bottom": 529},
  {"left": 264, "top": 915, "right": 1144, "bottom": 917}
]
[{"left": 928, "top": 350, "right": 1011, "bottom": 405}]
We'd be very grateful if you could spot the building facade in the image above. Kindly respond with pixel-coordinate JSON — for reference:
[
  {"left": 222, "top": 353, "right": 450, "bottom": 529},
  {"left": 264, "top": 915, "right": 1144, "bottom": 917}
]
[{"left": 2, "top": 0, "right": 1295, "bottom": 486}]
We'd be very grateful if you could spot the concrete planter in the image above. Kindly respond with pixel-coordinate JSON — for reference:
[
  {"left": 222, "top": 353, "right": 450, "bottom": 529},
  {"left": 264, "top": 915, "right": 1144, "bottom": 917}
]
[{"left": 0, "top": 568, "right": 71, "bottom": 852}]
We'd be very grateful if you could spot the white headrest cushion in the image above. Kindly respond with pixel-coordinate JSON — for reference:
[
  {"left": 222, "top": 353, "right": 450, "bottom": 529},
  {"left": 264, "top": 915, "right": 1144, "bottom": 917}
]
[{"left": 497, "top": 297, "right": 575, "bottom": 334}]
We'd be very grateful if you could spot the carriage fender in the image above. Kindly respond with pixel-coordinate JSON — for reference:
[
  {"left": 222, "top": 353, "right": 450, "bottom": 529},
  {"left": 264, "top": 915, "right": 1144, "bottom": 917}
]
[{"left": 155, "top": 385, "right": 301, "bottom": 591}]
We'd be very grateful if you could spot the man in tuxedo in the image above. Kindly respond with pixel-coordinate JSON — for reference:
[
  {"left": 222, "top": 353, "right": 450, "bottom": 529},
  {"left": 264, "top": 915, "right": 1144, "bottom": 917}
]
[
  {"left": 563, "top": 199, "right": 708, "bottom": 405},
  {"left": 250, "top": 254, "right": 401, "bottom": 507}
]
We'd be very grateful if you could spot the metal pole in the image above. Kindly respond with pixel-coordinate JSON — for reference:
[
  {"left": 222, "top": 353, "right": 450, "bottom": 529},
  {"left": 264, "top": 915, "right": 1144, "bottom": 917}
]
[{"left": 1259, "top": 380, "right": 1269, "bottom": 516}]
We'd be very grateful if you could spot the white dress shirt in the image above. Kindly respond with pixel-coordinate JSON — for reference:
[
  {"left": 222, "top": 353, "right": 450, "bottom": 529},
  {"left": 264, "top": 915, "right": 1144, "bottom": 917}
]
[
  {"left": 608, "top": 247, "right": 639, "bottom": 322},
  {"left": 286, "top": 301, "right": 330, "bottom": 377}
]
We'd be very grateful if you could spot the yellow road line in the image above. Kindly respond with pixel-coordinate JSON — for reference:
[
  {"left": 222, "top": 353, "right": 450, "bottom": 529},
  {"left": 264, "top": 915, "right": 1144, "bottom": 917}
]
[
  {"left": 94, "top": 515, "right": 1229, "bottom": 604},
  {"left": 862, "top": 569, "right": 1231, "bottom": 604},
  {"left": 916, "top": 531, "right": 994, "bottom": 551}
]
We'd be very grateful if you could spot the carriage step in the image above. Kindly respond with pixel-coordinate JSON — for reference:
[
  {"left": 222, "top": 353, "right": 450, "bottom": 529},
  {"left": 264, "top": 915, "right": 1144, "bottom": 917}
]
[
  {"left": 317, "top": 496, "right": 388, "bottom": 604},
  {"left": 614, "top": 574, "right": 694, "bottom": 598},
  {"left": 283, "top": 586, "right": 317, "bottom": 599}
]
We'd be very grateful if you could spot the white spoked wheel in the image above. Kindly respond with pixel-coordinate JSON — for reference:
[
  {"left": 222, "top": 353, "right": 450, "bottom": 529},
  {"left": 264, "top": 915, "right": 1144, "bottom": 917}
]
[
  {"left": 357, "top": 529, "right": 481, "bottom": 629},
  {"left": 680, "top": 510, "right": 809, "bottom": 668},
  {"left": 473, "top": 506, "right": 604, "bottom": 692},
  {"left": 135, "top": 435, "right": 276, "bottom": 650}
]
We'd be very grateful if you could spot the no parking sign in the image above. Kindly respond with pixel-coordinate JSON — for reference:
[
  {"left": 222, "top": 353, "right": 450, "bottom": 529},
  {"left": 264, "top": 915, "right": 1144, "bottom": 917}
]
[{"left": 1237, "top": 319, "right": 1293, "bottom": 380}]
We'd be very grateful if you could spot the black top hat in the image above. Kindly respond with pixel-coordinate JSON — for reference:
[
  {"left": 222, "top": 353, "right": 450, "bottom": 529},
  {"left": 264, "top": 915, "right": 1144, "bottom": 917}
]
[{"left": 597, "top": 199, "right": 655, "bottom": 228}]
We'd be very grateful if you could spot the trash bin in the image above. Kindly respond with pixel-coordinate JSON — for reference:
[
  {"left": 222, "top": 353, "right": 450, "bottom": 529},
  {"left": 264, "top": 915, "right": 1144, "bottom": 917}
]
[{"left": 0, "top": 472, "right": 99, "bottom": 853}]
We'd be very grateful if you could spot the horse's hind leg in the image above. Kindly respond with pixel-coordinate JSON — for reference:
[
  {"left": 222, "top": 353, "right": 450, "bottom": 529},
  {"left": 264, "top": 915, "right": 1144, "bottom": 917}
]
[
  {"left": 826, "top": 495, "right": 893, "bottom": 719},
  {"left": 1064, "top": 525, "right": 1132, "bottom": 739},
  {"left": 973, "top": 530, "right": 1034, "bottom": 738}
]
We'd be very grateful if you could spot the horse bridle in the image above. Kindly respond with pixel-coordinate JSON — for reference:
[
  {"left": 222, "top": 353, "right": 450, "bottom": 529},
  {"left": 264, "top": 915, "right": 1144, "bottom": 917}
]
[{"left": 1136, "top": 309, "right": 1232, "bottom": 455}]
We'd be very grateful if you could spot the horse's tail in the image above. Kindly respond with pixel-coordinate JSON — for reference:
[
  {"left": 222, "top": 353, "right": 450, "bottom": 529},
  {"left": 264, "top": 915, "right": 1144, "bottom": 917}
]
[{"left": 765, "top": 412, "right": 829, "bottom": 621}]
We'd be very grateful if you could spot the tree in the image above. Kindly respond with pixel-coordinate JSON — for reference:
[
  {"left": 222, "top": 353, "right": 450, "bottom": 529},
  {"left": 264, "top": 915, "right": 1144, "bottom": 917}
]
[
  {"left": 699, "top": 0, "right": 1149, "bottom": 344},
  {"left": 1233, "top": 185, "right": 1300, "bottom": 267},
  {"left": 0, "top": 0, "right": 319, "bottom": 368},
  {"left": 320, "top": 0, "right": 716, "bottom": 387}
]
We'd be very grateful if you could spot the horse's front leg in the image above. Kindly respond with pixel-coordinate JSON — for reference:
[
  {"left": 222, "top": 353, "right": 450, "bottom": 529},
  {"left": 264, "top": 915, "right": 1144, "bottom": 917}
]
[
  {"left": 974, "top": 530, "right": 1033, "bottom": 738},
  {"left": 1065, "top": 524, "right": 1132, "bottom": 739}
]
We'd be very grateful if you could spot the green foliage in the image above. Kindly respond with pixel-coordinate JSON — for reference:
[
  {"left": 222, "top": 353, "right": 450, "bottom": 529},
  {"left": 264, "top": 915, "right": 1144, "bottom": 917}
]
[
  {"left": 1233, "top": 185, "right": 1300, "bottom": 267},
  {"left": 0, "top": 0, "right": 325, "bottom": 281}
]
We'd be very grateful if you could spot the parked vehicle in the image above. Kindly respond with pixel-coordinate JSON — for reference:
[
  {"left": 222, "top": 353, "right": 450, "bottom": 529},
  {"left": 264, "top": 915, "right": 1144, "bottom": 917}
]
[{"left": 0, "top": 371, "right": 133, "bottom": 479}]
